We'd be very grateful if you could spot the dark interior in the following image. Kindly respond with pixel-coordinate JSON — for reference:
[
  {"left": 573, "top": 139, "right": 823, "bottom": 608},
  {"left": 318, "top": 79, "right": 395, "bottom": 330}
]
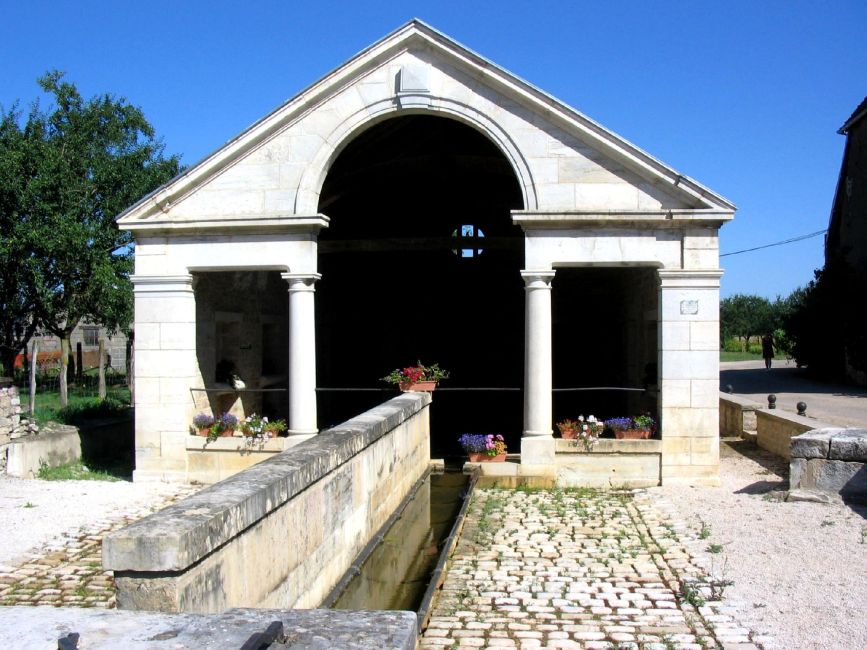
[{"left": 316, "top": 115, "right": 525, "bottom": 458}]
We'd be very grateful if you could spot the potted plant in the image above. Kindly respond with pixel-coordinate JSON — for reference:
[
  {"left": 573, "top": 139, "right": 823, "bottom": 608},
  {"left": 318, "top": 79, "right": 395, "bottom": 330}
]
[
  {"left": 192, "top": 413, "right": 215, "bottom": 437},
  {"left": 381, "top": 361, "right": 449, "bottom": 392},
  {"left": 242, "top": 413, "right": 287, "bottom": 439},
  {"left": 556, "top": 415, "right": 600, "bottom": 451},
  {"left": 458, "top": 433, "right": 507, "bottom": 462},
  {"left": 604, "top": 414, "right": 655, "bottom": 440},
  {"left": 209, "top": 412, "right": 238, "bottom": 441}
]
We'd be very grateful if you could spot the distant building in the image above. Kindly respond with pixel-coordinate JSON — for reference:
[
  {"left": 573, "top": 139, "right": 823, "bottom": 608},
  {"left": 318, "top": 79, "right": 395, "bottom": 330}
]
[
  {"left": 827, "top": 95, "right": 867, "bottom": 275},
  {"left": 826, "top": 95, "right": 867, "bottom": 384},
  {"left": 22, "top": 323, "right": 129, "bottom": 374}
]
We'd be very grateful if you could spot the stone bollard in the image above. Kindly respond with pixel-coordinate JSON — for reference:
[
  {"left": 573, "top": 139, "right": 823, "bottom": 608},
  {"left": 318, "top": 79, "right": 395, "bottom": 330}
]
[
  {"left": 725, "top": 384, "right": 733, "bottom": 394},
  {"left": 768, "top": 394, "right": 776, "bottom": 410},
  {"left": 797, "top": 401, "right": 807, "bottom": 416}
]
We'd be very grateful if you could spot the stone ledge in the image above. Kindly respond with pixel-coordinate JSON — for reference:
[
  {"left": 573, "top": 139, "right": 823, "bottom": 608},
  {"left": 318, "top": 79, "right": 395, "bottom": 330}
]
[
  {"left": 185, "top": 435, "right": 298, "bottom": 452},
  {"left": 0, "top": 606, "right": 417, "bottom": 649},
  {"left": 791, "top": 428, "right": 867, "bottom": 461},
  {"left": 103, "top": 392, "right": 431, "bottom": 573},
  {"left": 555, "top": 438, "right": 662, "bottom": 454}
]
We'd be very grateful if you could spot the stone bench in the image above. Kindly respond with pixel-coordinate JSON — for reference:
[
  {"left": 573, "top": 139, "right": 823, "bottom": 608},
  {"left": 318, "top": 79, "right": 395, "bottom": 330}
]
[{"left": 790, "top": 428, "right": 867, "bottom": 502}]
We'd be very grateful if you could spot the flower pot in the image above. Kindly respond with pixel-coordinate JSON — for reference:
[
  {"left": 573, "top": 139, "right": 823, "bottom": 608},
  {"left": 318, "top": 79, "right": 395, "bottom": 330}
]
[
  {"left": 560, "top": 429, "right": 578, "bottom": 440},
  {"left": 196, "top": 428, "right": 210, "bottom": 437},
  {"left": 467, "top": 452, "right": 506, "bottom": 462},
  {"left": 399, "top": 380, "right": 438, "bottom": 392},
  {"left": 614, "top": 429, "right": 651, "bottom": 440},
  {"left": 219, "top": 428, "right": 235, "bottom": 438}
]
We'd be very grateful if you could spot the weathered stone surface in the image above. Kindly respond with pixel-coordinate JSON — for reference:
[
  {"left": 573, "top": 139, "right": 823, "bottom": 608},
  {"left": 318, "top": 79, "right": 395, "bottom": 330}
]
[
  {"left": 0, "top": 606, "right": 417, "bottom": 649},
  {"left": 791, "top": 458, "right": 867, "bottom": 497},
  {"left": 828, "top": 429, "right": 867, "bottom": 461},
  {"left": 790, "top": 428, "right": 836, "bottom": 459},
  {"left": 5, "top": 425, "right": 80, "bottom": 478},
  {"left": 786, "top": 489, "right": 837, "bottom": 504}
]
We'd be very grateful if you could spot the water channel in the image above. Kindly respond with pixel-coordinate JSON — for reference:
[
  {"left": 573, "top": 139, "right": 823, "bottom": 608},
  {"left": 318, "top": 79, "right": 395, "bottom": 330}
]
[{"left": 328, "top": 470, "right": 470, "bottom": 612}]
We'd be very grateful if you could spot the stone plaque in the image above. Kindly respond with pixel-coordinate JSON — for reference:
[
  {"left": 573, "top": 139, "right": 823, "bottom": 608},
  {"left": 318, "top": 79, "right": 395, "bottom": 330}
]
[{"left": 680, "top": 300, "right": 699, "bottom": 315}]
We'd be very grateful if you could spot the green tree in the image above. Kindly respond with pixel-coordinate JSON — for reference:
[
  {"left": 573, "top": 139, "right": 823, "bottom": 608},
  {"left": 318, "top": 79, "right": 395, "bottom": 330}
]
[
  {"left": 0, "top": 106, "right": 42, "bottom": 375},
  {"left": 0, "top": 71, "right": 181, "bottom": 403},
  {"left": 720, "top": 294, "right": 775, "bottom": 350}
]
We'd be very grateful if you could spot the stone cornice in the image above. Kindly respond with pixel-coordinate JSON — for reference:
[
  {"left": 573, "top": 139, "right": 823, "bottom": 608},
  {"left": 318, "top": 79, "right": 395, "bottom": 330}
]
[
  {"left": 512, "top": 210, "right": 733, "bottom": 230},
  {"left": 119, "top": 214, "right": 330, "bottom": 235}
]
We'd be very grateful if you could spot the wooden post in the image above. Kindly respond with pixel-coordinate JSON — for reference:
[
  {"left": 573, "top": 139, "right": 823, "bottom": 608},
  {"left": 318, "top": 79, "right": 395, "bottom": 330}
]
[
  {"left": 98, "top": 339, "right": 106, "bottom": 400},
  {"left": 29, "top": 340, "right": 37, "bottom": 415},
  {"left": 76, "top": 342, "right": 83, "bottom": 382}
]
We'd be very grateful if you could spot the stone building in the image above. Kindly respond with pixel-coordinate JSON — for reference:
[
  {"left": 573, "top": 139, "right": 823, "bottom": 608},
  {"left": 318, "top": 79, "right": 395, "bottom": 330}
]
[
  {"left": 116, "top": 21, "right": 734, "bottom": 484},
  {"left": 826, "top": 95, "right": 867, "bottom": 384}
]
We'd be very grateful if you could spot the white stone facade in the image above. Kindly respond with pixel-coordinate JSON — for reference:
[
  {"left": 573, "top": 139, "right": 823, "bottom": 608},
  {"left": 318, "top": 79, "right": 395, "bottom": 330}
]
[{"left": 118, "top": 21, "right": 734, "bottom": 484}]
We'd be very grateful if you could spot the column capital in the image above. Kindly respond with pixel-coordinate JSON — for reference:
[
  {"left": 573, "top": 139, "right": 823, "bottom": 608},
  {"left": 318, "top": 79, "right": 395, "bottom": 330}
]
[
  {"left": 280, "top": 272, "right": 321, "bottom": 292},
  {"left": 521, "top": 270, "right": 556, "bottom": 288},
  {"left": 657, "top": 269, "right": 723, "bottom": 289},
  {"left": 130, "top": 274, "right": 194, "bottom": 295}
]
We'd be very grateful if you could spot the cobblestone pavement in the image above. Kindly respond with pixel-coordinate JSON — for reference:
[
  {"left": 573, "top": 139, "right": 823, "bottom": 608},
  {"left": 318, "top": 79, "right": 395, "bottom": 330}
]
[
  {"left": 0, "top": 485, "right": 197, "bottom": 609},
  {"left": 422, "top": 487, "right": 767, "bottom": 650}
]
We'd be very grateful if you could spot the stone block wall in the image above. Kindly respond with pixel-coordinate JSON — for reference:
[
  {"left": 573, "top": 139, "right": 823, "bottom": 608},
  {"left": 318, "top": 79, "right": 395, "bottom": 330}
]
[
  {"left": 790, "top": 428, "right": 867, "bottom": 501},
  {"left": 719, "top": 393, "right": 760, "bottom": 438},
  {"left": 104, "top": 393, "right": 431, "bottom": 613},
  {"left": 0, "top": 383, "right": 40, "bottom": 473},
  {"left": 756, "top": 410, "right": 833, "bottom": 460}
]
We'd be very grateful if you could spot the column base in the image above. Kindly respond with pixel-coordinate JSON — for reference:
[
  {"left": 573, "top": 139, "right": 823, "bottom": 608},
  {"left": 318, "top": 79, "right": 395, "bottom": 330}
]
[
  {"left": 287, "top": 430, "right": 318, "bottom": 444},
  {"left": 520, "top": 436, "right": 556, "bottom": 478}
]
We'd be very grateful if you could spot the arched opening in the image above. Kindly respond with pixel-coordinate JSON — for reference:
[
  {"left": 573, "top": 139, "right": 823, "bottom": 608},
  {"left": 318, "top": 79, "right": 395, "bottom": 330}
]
[{"left": 316, "top": 115, "right": 525, "bottom": 458}]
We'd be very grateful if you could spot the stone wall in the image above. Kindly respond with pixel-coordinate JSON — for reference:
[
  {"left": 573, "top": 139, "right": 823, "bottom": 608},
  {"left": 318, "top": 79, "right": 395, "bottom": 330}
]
[
  {"left": 719, "top": 393, "right": 760, "bottom": 438},
  {"left": 103, "top": 392, "right": 431, "bottom": 613},
  {"left": 0, "top": 382, "right": 40, "bottom": 473},
  {"left": 756, "top": 409, "right": 833, "bottom": 460},
  {"left": 790, "top": 428, "right": 867, "bottom": 501}
]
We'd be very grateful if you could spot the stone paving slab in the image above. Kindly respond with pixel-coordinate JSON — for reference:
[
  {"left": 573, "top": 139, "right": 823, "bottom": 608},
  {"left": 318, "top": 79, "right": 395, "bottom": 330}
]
[
  {"left": 0, "top": 485, "right": 197, "bottom": 608},
  {"left": 422, "top": 487, "right": 767, "bottom": 650}
]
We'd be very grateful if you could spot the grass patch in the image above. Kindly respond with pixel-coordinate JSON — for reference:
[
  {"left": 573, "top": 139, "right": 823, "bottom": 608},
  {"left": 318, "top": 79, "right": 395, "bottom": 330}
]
[
  {"left": 28, "top": 385, "right": 130, "bottom": 425},
  {"left": 37, "top": 460, "right": 122, "bottom": 482}
]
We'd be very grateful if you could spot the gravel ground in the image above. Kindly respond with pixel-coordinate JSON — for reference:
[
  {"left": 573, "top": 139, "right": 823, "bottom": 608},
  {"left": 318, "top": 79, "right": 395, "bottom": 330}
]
[
  {"left": 649, "top": 438, "right": 867, "bottom": 650},
  {"left": 0, "top": 476, "right": 189, "bottom": 569},
  {"left": 2, "top": 441, "right": 866, "bottom": 648}
]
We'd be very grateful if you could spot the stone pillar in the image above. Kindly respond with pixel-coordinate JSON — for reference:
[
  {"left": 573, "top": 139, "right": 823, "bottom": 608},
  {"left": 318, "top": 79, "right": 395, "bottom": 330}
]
[
  {"left": 657, "top": 270, "right": 724, "bottom": 486},
  {"left": 282, "top": 273, "right": 321, "bottom": 438},
  {"left": 130, "top": 275, "right": 198, "bottom": 483},
  {"left": 520, "top": 270, "right": 556, "bottom": 474}
]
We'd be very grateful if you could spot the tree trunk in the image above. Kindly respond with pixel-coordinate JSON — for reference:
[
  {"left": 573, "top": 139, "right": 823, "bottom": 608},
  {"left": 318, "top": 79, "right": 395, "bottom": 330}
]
[
  {"left": 76, "top": 342, "right": 84, "bottom": 382},
  {"left": 29, "top": 340, "right": 38, "bottom": 414},
  {"left": 59, "top": 336, "right": 70, "bottom": 408},
  {"left": 98, "top": 339, "right": 106, "bottom": 400}
]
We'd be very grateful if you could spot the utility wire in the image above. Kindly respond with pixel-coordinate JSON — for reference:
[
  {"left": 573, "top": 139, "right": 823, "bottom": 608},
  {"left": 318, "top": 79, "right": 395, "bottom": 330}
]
[{"left": 720, "top": 229, "right": 827, "bottom": 257}]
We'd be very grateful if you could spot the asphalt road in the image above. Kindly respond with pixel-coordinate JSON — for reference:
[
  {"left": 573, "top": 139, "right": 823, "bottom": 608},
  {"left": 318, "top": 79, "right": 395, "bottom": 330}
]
[{"left": 720, "top": 359, "right": 867, "bottom": 428}]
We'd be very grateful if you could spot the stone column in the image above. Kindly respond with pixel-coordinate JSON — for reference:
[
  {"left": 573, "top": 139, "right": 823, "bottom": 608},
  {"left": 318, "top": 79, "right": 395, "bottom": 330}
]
[
  {"left": 130, "top": 274, "right": 198, "bottom": 483},
  {"left": 282, "top": 273, "right": 321, "bottom": 438},
  {"left": 657, "top": 269, "right": 724, "bottom": 486},
  {"left": 520, "top": 270, "right": 556, "bottom": 475}
]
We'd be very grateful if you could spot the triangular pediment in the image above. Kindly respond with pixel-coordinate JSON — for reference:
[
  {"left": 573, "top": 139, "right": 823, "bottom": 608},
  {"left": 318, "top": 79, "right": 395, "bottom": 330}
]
[{"left": 118, "top": 20, "right": 734, "bottom": 233}]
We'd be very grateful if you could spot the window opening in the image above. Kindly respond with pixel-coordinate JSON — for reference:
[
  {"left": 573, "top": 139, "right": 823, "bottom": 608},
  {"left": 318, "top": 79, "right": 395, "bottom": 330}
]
[{"left": 451, "top": 224, "right": 485, "bottom": 257}]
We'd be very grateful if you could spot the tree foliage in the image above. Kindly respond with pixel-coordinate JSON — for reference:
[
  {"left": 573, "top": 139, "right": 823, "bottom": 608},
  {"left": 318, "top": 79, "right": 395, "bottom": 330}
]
[
  {"left": 720, "top": 294, "right": 776, "bottom": 349},
  {"left": 0, "top": 72, "right": 181, "bottom": 399},
  {"left": 784, "top": 259, "right": 866, "bottom": 378}
]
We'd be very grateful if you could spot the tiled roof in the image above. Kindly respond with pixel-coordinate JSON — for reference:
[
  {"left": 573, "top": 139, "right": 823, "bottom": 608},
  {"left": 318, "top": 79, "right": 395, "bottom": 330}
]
[{"left": 839, "top": 95, "right": 867, "bottom": 134}]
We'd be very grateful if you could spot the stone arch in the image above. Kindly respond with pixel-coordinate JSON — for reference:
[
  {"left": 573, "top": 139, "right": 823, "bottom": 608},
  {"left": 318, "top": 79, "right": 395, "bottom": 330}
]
[{"left": 295, "top": 97, "right": 538, "bottom": 214}]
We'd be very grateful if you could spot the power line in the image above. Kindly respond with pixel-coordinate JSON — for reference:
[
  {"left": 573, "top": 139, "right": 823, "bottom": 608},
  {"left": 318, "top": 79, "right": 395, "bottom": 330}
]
[{"left": 720, "top": 229, "right": 827, "bottom": 257}]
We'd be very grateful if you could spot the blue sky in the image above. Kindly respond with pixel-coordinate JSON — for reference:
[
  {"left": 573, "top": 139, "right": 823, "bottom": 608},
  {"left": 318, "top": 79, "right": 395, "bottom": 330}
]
[{"left": 2, "top": 1, "right": 865, "bottom": 299}]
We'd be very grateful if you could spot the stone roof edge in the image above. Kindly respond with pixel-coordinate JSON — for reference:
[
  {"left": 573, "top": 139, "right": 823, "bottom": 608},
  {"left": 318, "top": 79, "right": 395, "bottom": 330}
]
[{"left": 116, "top": 19, "right": 735, "bottom": 227}]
